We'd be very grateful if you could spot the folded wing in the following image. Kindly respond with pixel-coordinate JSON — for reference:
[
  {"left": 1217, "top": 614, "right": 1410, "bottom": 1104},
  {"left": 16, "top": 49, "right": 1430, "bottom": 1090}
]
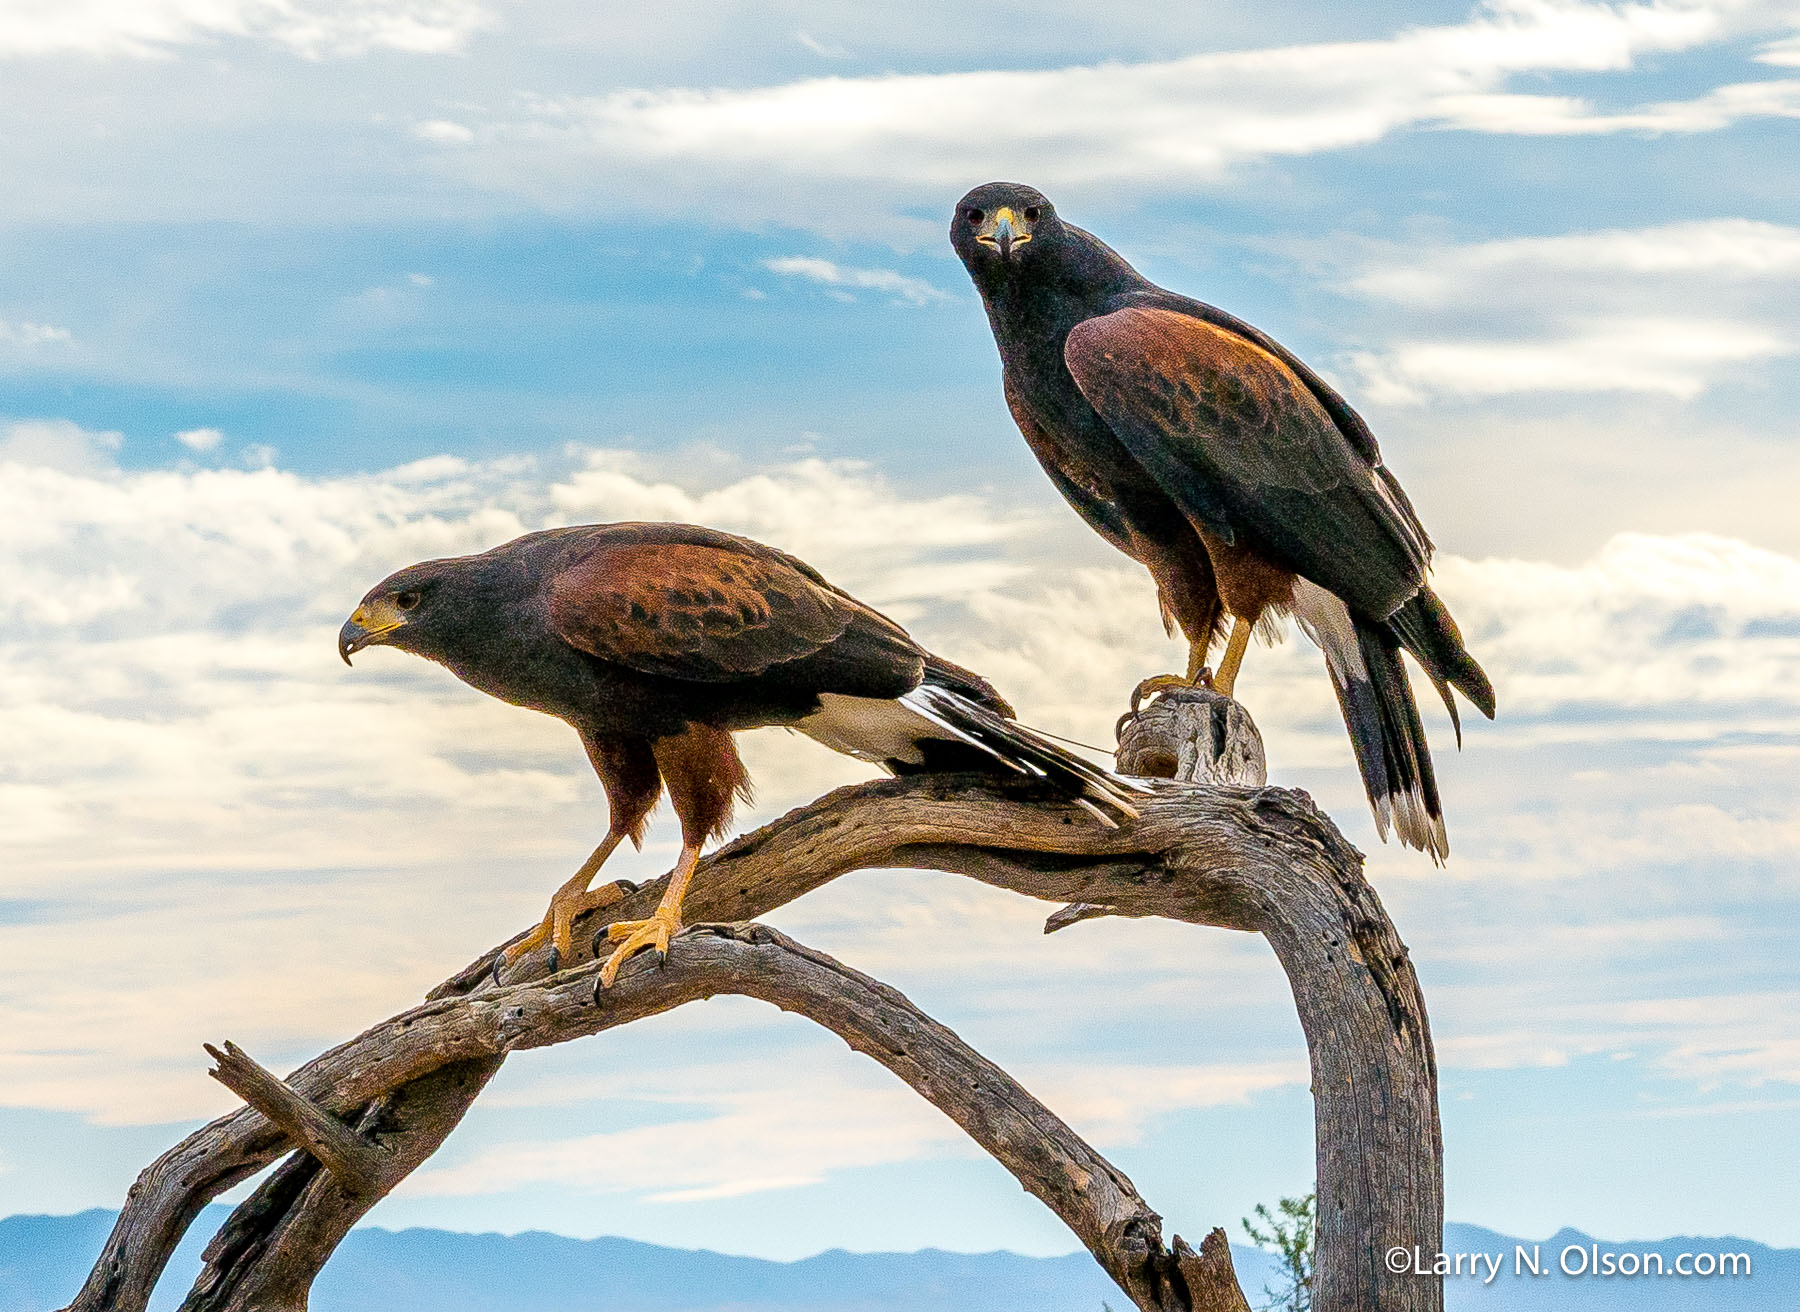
[
  {"left": 548, "top": 533, "right": 923, "bottom": 698},
  {"left": 1065, "top": 304, "right": 1431, "bottom": 622}
]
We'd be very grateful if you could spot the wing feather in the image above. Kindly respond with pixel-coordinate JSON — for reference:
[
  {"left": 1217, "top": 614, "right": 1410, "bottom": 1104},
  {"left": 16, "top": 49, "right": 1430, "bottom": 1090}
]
[
  {"left": 1065, "top": 305, "right": 1431, "bottom": 620},
  {"left": 549, "top": 537, "right": 903, "bottom": 684}
]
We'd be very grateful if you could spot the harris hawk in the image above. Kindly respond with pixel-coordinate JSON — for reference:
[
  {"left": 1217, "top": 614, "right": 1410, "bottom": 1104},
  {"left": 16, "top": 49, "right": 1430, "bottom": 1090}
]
[
  {"left": 340, "top": 521, "right": 1139, "bottom": 985},
  {"left": 950, "top": 182, "right": 1494, "bottom": 860}
]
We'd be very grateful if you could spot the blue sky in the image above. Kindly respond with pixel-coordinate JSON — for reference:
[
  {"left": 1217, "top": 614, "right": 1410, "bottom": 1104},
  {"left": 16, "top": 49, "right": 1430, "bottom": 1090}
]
[{"left": 2, "top": 0, "right": 1799, "bottom": 1267}]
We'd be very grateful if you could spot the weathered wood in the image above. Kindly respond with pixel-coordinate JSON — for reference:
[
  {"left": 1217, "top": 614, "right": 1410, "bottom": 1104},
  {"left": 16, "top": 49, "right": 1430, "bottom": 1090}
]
[
  {"left": 1178, "top": 1230, "right": 1256, "bottom": 1312},
  {"left": 125, "top": 925, "right": 1232, "bottom": 1312},
  {"left": 64, "top": 695, "right": 1441, "bottom": 1312},
  {"left": 1051, "top": 685, "right": 1267, "bottom": 932},
  {"left": 1122, "top": 687, "right": 1438, "bottom": 1309},
  {"left": 178, "top": 1059, "right": 493, "bottom": 1312},
  {"left": 1118, "top": 685, "right": 1267, "bottom": 787},
  {"left": 201, "top": 1044, "right": 387, "bottom": 1197}
]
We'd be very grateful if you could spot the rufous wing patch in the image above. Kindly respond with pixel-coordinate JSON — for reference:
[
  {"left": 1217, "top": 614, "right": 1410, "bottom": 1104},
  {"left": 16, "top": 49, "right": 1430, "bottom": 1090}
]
[{"left": 548, "top": 540, "right": 853, "bottom": 680}]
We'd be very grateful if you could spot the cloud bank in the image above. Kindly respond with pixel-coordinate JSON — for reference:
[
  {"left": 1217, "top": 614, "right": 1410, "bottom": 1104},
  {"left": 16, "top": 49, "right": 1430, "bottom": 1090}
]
[
  {"left": 0, "top": 0, "right": 495, "bottom": 59},
  {"left": 763, "top": 256, "right": 949, "bottom": 305},
  {"left": 2, "top": 435, "right": 1796, "bottom": 1167},
  {"left": 422, "top": 1, "right": 1800, "bottom": 224},
  {"left": 1295, "top": 219, "right": 1800, "bottom": 401}
]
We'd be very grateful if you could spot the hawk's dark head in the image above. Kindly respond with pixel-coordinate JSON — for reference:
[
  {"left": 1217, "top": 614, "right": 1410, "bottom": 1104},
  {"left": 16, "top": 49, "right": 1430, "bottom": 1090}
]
[
  {"left": 949, "top": 182, "right": 1060, "bottom": 276},
  {"left": 338, "top": 559, "right": 466, "bottom": 666}
]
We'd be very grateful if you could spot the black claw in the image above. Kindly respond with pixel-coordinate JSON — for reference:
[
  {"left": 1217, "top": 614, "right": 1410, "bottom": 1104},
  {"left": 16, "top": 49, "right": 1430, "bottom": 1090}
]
[
  {"left": 592, "top": 927, "right": 609, "bottom": 958},
  {"left": 592, "top": 975, "right": 606, "bottom": 1006},
  {"left": 545, "top": 946, "right": 561, "bottom": 974},
  {"left": 490, "top": 955, "right": 506, "bottom": 987},
  {"left": 653, "top": 948, "right": 667, "bottom": 970}
]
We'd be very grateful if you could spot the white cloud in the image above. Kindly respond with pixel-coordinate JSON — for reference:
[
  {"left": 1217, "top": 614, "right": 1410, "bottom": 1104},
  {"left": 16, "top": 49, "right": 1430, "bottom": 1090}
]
[
  {"left": 1317, "top": 219, "right": 1800, "bottom": 401},
  {"left": 1350, "top": 318, "right": 1793, "bottom": 403},
  {"left": 408, "top": 1050, "right": 1306, "bottom": 1204},
  {"left": 0, "top": 319, "right": 70, "bottom": 346},
  {"left": 1439, "top": 992, "right": 1800, "bottom": 1087},
  {"left": 408, "top": 1074, "right": 967, "bottom": 1202},
  {"left": 0, "top": 0, "right": 497, "bottom": 59},
  {"left": 1666, "top": 1021, "right": 1800, "bottom": 1085},
  {"left": 1438, "top": 532, "right": 1800, "bottom": 714},
  {"left": 2, "top": 2, "right": 1790, "bottom": 235},
  {"left": 795, "top": 30, "right": 850, "bottom": 60},
  {"left": 544, "top": 451, "right": 1035, "bottom": 607},
  {"left": 1430, "top": 76, "right": 1800, "bottom": 135},
  {"left": 0, "top": 418, "right": 121, "bottom": 473},
  {"left": 763, "top": 256, "right": 948, "bottom": 305},
  {"left": 413, "top": 118, "right": 476, "bottom": 145},
  {"left": 1759, "top": 31, "right": 1800, "bottom": 64},
  {"left": 174, "top": 425, "right": 223, "bottom": 451},
  {"left": 1347, "top": 219, "right": 1800, "bottom": 302},
  {"left": 1020, "top": 1060, "right": 1308, "bottom": 1145},
  {"left": 2, "top": 439, "right": 1797, "bottom": 1157},
  {"left": 432, "top": 0, "right": 1795, "bottom": 220}
]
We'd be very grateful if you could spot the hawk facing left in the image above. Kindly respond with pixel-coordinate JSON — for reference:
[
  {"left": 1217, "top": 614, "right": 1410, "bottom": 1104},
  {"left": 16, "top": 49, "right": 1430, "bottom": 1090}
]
[{"left": 340, "top": 521, "right": 1137, "bottom": 985}]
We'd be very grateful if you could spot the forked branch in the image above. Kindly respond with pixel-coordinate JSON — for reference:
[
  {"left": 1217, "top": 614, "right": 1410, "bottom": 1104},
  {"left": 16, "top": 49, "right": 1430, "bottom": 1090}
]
[
  {"left": 63, "top": 689, "right": 1441, "bottom": 1312},
  {"left": 202, "top": 1044, "right": 388, "bottom": 1198}
]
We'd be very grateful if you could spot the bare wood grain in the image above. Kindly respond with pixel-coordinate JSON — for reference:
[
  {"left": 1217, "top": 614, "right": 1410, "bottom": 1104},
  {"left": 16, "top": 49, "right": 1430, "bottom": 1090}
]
[
  {"left": 201, "top": 1044, "right": 387, "bottom": 1197},
  {"left": 64, "top": 697, "right": 1441, "bottom": 1312}
]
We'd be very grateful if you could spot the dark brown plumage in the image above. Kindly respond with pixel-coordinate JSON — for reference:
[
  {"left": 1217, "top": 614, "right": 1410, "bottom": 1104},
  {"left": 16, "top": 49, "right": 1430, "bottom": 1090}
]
[
  {"left": 339, "top": 521, "right": 1137, "bottom": 982},
  {"left": 951, "top": 182, "right": 1494, "bottom": 860}
]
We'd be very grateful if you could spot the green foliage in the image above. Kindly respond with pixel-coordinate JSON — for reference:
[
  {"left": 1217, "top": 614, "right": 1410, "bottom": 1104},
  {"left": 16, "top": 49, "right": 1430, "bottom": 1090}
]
[{"left": 1242, "top": 1191, "right": 1316, "bottom": 1312}]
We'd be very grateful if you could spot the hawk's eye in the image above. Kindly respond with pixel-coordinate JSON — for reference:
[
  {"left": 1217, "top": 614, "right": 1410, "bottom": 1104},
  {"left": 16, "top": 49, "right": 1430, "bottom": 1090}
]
[
  {"left": 1023, "top": 206, "right": 1041, "bottom": 221},
  {"left": 966, "top": 207, "right": 985, "bottom": 225},
  {"left": 396, "top": 590, "right": 422, "bottom": 612}
]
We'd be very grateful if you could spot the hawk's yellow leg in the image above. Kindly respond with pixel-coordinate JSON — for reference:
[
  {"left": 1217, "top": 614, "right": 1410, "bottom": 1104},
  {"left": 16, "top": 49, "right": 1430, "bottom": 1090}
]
[
  {"left": 1209, "top": 617, "right": 1255, "bottom": 700},
  {"left": 504, "top": 833, "right": 632, "bottom": 967},
  {"left": 1132, "top": 619, "right": 1254, "bottom": 707},
  {"left": 599, "top": 841, "right": 702, "bottom": 987}
]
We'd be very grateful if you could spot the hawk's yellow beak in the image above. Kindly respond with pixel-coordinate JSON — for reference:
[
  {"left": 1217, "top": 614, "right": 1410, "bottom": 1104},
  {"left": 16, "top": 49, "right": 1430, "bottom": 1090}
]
[
  {"left": 338, "top": 597, "right": 408, "bottom": 665},
  {"left": 976, "top": 206, "right": 1032, "bottom": 259}
]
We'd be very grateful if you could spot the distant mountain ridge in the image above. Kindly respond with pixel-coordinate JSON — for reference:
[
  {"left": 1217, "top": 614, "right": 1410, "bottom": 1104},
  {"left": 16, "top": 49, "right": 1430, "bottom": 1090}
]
[{"left": 2, "top": 1210, "right": 1793, "bottom": 1311}]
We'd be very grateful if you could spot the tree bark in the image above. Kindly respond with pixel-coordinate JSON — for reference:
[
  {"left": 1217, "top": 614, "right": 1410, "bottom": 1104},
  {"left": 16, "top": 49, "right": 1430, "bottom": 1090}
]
[{"left": 62, "top": 689, "right": 1440, "bottom": 1312}]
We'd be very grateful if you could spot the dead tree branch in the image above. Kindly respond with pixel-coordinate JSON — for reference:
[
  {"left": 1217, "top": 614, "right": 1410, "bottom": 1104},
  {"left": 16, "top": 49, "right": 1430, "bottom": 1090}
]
[
  {"left": 201, "top": 1044, "right": 388, "bottom": 1198},
  {"left": 64, "top": 689, "right": 1441, "bottom": 1312}
]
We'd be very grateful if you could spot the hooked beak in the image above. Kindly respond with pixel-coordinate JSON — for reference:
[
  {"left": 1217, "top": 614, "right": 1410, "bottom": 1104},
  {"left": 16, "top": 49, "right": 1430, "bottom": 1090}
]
[
  {"left": 976, "top": 206, "right": 1031, "bottom": 260},
  {"left": 338, "top": 600, "right": 407, "bottom": 666}
]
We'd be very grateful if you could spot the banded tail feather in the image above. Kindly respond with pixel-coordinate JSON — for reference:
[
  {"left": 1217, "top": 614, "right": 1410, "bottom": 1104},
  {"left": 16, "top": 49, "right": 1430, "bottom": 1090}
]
[
  {"left": 1384, "top": 588, "right": 1496, "bottom": 746},
  {"left": 1293, "top": 580, "right": 1450, "bottom": 862},
  {"left": 792, "top": 678, "right": 1143, "bottom": 823},
  {"left": 904, "top": 682, "right": 1145, "bottom": 822},
  {"left": 1356, "top": 623, "right": 1447, "bottom": 860}
]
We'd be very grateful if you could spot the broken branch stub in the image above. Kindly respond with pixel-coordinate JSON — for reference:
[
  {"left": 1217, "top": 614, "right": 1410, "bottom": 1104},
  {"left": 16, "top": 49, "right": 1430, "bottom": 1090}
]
[
  {"left": 202, "top": 1044, "right": 387, "bottom": 1198},
  {"left": 1118, "top": 685, "right": 1268, "bottom": 787}
]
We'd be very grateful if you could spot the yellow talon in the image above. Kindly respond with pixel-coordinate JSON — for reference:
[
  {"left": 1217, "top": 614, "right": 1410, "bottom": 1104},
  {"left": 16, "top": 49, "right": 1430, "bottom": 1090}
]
[
  {"left": 501, "top": 833, "right": 633, "bottom": 969},
  {"left": 1131, "top": 671, "right": 1207, "bottom": 712},
  {"left": 1131, "top": 617, "right": 1255, "bottom": 710},
  {"left": 596, "top": 838, "right": 703, "bottom": 989},
  {"left": 504, "top": 918, "right": 553, "bottom": 962},
  {"left": 599, "top": 910, "right": 681, "bottom": 986}
]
